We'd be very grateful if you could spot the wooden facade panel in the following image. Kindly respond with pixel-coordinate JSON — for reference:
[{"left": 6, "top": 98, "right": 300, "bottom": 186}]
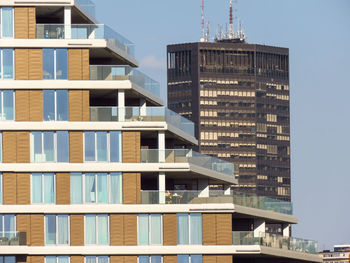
[
  {"left": 28, "top": 49, "right": 43, "bottom": 80},
  {"left": 203, "top": 256, "right": 217, "bottom": 263},
  {"left": 122, "top": 132, "right": 140, "bottom": 163},
  {"left": 110, "top": 214, "right": 124, "bottom": 246},
  {"left": 17, "top": 132, "right": 30, "bottom": 163},
  {"left": 17, "top": 214, "right": 31, "bottom": 245},
  {"left": 123, "top": 173, "right": 140, "bottom": 204},
  {"left": 123, "top": 214, "right": 137, "bottom": 246},
  {"left": 163, "top": 214, "right": 177, "bottom": 246},
  {"left": 30, "top": 257, "right": 44, "bottom": 263},
  {"left": 70, "top": 257, "right": 84, "bottom": 263},
  {"left": 110, "top": 257, "right": 124, "bottom": 263},
  {"left": 69, "top": 90, "right": 83, "bottom": 121},
  {"left": 82, "top": 49, "right": 90, "bottom": 80},
  {"left": 16, "top": 173, "right": 30, "bottom": 204},
  {"left": 28, "top": 8, "right": 36, "bottom": 39},
  {"left": 70, "top": 214, "right": 84, "bottom": 246},
  {"left": 16, "top": 90, "right": 30, "bottom": 121},
  {"left": 15, "top": 49, "right": 29, "bottom": 80},
  {"left": 68, "top": 49, "right": 82, "bottom": 80},
  {"left": 123, "top": 257, "right": 137, "bottom": 263},
  {"left": 14, "top": 8, "right": 28, "bottom": 39},
  {"left": 216, "top": 256, "right": 232, "bottom": 263},
  {"left": 82, "top": 90, "right": 90, "bottom": 121},
  {"left": 203, "top": 214, "right": 217, "bottom": 245},
  {"left": 163, "top": 256, "right": 177, "bottom": 263},
  {"left": 3, "top": 173, "right": 16, "bottom": 205},
  {"left": 69, "top": 131, "right": 83, "bottom": 163},
  {"left": 216, "top": 214, "right": 232, "bottom": 245},
  {"left": 56, "top": 173, "right": 70, "bottom": 205},
  {"left": 30, "top": 214, "right": 44, "bottom": 246},
  {"left": 2, "top": 132, "right": 17, "bottom": 163},
  {"left": 29, "top": 90, "right": 43, "bottom": 121}
]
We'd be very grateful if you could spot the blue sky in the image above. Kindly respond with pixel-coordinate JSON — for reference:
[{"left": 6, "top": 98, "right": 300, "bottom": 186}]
[{"left": 93, "top": 0, "right": 350, "bottom": 250}]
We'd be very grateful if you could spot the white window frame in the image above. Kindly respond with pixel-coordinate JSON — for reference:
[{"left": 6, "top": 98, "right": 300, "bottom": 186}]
[
  {"left": 137, "top": 214, "right": 163, "bottom": 246},
  {"left": 44, "top": 214, "right": 70, "bottom": 246},
  {"left": 0, "top": 8, "right": 14, "bottom": 39},
  {"left": 177, "top": 213, "right": 202, "bottom": 245},
  {"left": 83, "top": 132, "right": 111, "bottom": 163},
  {"left": 84, "top": 214, "right": 110, "bottom": 246},
  {"left": 45, "top": 256, "right": 70, "bottom": 263},
  {"left": 30, "top": 173, "right": 56, "bottom": 204},
  {"left": 0, "top": 89, "right": 15, "bottom": 120}
]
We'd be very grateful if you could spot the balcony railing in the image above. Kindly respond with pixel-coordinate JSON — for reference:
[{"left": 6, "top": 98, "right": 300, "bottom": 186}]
[
  {"left": 36, "top": 24, "right": 135, "bottom": 57},
  {"left": 90, "top": 65, "right": 160, "bottom": 97},
  {"left": 140, "top": 190, "right": 292, "bottom": 215},
  {"left": 232, "top": 231, "right": 318, "bottom": 254},
  {"left": 141, "top": 149, "right": 234, "bottom": 177},
  {"left": 90, "top": 106, "right": 194, "bottom": 137},
  {"left": 0, "top": 232, "right": 26, "bottom": 246}
]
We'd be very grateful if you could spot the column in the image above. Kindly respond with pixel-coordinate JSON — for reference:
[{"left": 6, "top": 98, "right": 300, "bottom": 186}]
[
  {"left": 198, "top": 179, "right": 209, "bottom": 198},
  {"left": 224, "top": 185, "right": 231, "bottom": 195},
  {"left": 158, "top": 131, "right": 165, "bottom": 162},
  {"left": 158, "top": 173, "right": 166, "bottom": 204},
  {"left": 118, "top": 90, "right": 125, "bottom": 121},
  {"left": 64, "top": 7, "right": 71, "bottom": 39},
  {"left": 140, "top": 98, "right": 146, "bottom": 116},
  {"left": 282, "top": 224, "right": 291, "bottom": 237},
  {"left": 253, "top": 219, "right": 265, "bottom": 237}
]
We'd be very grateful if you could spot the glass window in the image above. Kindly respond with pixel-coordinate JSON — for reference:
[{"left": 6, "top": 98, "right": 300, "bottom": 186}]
[
  {"left": 3, "top": 49, "right": 14, "bottom": 79},
  {"left": 46, "top": 257, "right": 69, "bottom": 263},
  {"left": 96, "top": 132, "right": 107, "bottom": 162},
  {"left": 43, "top": 49, "right": 68, "bottom": 80},
  {"left": 56, "top": 49, "right": 68, "bottom": 79},
  {"left": 177, "top": 213, "right": 202, "bottom": 245},
  {"left": 57, "top": 131, "right": 69, "bottom": 162},
  {"left": 85, "top": 257, "right": 108, "bottom": 263},
  {"left": 138, "top": 214, "right": 162, "bottom": 245},
  {"left": 1, "top": 8, "right": 14, "bottom": 38},
  {"left": 0, "top": 257, "right": 16, "bottom": 263},
  {"left": 0, "top": 90, "right": 15, "bottom": 120},
  {"left": 43, "top": 49, "right": 55, "bottom": 79},
  {"left": 84, "top": 132, "right": 95, "bottom": 161},
  {"left": 43, "top": 90, "right": 55, "bottom": 121},
  {"left": 43, "top": 90, "right": 68, "bottom": 121},
  {"left": 190, "top": 255, "right": 202, "bottom": 263},
  {"left": 32, "top": 173, "right": 55, "bottom": 204},
  {"left": 110, "top": 131, "right": 122, "bottom": 162},
  {"left": 31, "top": 132, "right": 43, "bottom": 162},
  {"left": 85, "top": 215, "right": 109, "bottom": 245},
  {"left": 138, "top": 257, "right": 162, "bottom": 263},
  {"left": 44, "top": 132, "right": 55, "bottom": 162},
  {"left": 56, "top": 90, "right": 68, "bottom": 120},
  {"left": 70, "top": 173, "right": 82, "bottom": 204},
  {"left": 85, "top": 173, "right": 96, "bottom": 203},
  {"left": 110, "top": 173, "right": 122, "bottom": 204},
  {"left": 45, "top": 215, "right": 69, "bottom": 245},
  {"left": 178, "top": 255, "right": 189, "bottom": 263},
  {"left": 177, "top": 255, "right": 202, "bottom": 263}
]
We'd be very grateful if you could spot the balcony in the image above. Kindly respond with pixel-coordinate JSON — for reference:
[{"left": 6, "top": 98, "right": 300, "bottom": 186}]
[
  {"left": 140, "top": 190, "right": 293, "bottom": 215},
  {"left": 90, "top": 65, "right": 160, "bottom": 98},
  {"left": 90, "top": 106, "right": 194, "bottom": 137},
  {"left": 232, "top": 231, "right": 318, "bottom": 254},
  {"left": 141, "top": 149, "right": 234, "bottom": 177},
  {"left": 36, "top": 24, "right": 135, "bottom": 57},
  {"left": 0, "top": 232, "right": 26, "bottom": 246}
]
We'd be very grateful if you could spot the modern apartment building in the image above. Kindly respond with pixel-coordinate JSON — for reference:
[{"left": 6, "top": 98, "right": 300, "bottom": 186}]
[
  {"left": 167, "top": 40, "right": 291, "bottom": 201},
  {"left": 321, "top": 245, "right": 350, "bottom": 263},
  {"left": 0, "top": 1, "right": 320, "bottom": 263}
]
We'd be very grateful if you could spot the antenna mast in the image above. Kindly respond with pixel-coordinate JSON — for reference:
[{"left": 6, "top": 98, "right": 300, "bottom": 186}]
[
  {"left": 201, "top": 0, "right": 205, "bottom": 42},
  {"left": 229, "top": 0, "right": 234, "bottom": 39}
]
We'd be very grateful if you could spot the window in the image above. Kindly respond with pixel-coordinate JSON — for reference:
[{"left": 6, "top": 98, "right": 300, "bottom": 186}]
[
  {"left": 84, "top": 131, "right": 122, "bottom": 162},
  {"left": 85, "top": 215, "right": 109, "bottom": 245},
  {"left": 46, "top": 257, "right": 69, "bottom": 263},
  {"left": 0, "top": 90, "right": 15, "bottom": 120},
  {"left": 0, "top": 215, "right": 16, "bottom": 238},
  {"left": 70, "top": 173, "right": 122, "bottom": 204},
  {"left": 178, "top": 255, "right": 202, "bottom": 263},
  {"left": 45, "top": 215, "right": 69, "bottom": 245},
  {"left": 177, "top": 213, "right": 202, "bottom": 245},
  {"left": 138, "top": 214, "right": 162, "bottom": 245},
  {"left": 0, "top": 8, "right": 14, "bottom": 38},
  {"left": 32, "top": 173, "right": 55, "bottom": 204},
  {"left": 0, "top": 49, "right": 14, "bottom": 79},
  {"left": 139, "top": 256, "right": 162, "bottom": 263},
  {"left": 43, "top": 90, "right": 68, "bottom": 121},
  {"left": 85, "top": 257, "right": 108, "bottom": 263},
  {"left": 0, "top": 257, "right": 16, "bottom": 263},
  {"left": 30, "top": 131, "right": 69, "bottom": 162},
  {"left": 43, "top": 49, "right": 68, "bottom": 79}
]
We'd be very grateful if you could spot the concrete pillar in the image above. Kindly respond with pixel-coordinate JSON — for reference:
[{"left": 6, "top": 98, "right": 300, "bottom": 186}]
[
  {"left": 253, "top": 219, "right": 265, "bottom": 237},
  {"left": 158, "top": 173, "right": 166, "bottom": 204},
  {"left": 64, "top": 7, "right": 71, "bottom": 39},
  {"left": 158, "top": 131, "right": 165, "bottom": 162},
  {"left": 118, "top": 90, "right": 125, "bottom": 121},
  {"left": 283, "top": 224, "right": 291, "bottom": 237},
  {"left": 224, "top": 185, "right": 231, "bottom": 195},
  {"left": 140, "top": 98, "right": 146, "bottom": 116},
  {"left": 198, "top": 179, "right": 209, "bottom": 197}
]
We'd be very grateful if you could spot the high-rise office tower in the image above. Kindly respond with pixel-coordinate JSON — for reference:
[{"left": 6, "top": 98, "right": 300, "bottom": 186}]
[
  {"left": 167, "top": 39, "right": 291, "bottom": 201},
  {"left": 0, "top": 1, "right": 319, "bottom": 263}
]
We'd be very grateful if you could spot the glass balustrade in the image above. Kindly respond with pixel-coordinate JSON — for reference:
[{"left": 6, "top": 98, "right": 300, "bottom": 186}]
[
  {"left": 0, "top": 232, "right": 26, "bottom": 246},
  {"left": 75, "top": 0, "right": 96, "bottom": 17}
]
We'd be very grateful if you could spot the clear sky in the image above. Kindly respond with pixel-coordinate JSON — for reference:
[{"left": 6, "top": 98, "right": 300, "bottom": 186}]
[{"left": 92, "top": 0, "right": 350, "bottom": 250}]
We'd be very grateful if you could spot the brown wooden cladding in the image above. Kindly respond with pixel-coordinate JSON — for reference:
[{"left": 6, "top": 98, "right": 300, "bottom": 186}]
[
  {"left": 17, "top": 132, "right": 30, "bottom": 163},
  {"left": 110, "top": 214, "right": 124, "bottom": 246},
  {"left": 123, "top": 214, "right": 137, "bottom": 246},
  {"left": 163, "top": 256, "right": 177, "bottom": 263},
  {"left": 123, "top": 173, "right": 141, "bottom": 204},
  {"left": 123, "top": 257, "right": 137, "bottom": 263},
  {"left": 70, "top": 214, "right": 84, "bottom": 246},
  {"left": 68, "top": 49, "right": 90, "bottom": 80},
  {"left": 203, "top": 214, "right": 232, "bottom": 245},
  {"left": 203, "top": 256, "right": 217, "bottom": 263},
  {"left": 17, "top": 214, "right": 31, "bottom": 245},
  {"left": 69, "top": 131, "right": 83, "bottom": 163},
  {"left": 110, "top": 257, "right": 136, "bottom": 263},
  {"left": 203, "top": 214, "right": 217, "bottom": 245},
  {"left": 3, "top": 173, "right": 17, "bottom": 205},
  {"left": 56, "top": 173, "right": 70, "bottom": 205},
  {"left": 216, "top": 256, "right": 232, "bottom": 263},
  {"left": 70, "top": 256, "right": 84, "bottom": 263},
  {"left": 15, "top": 90, "right": 43, "bottom": 121},
  {"left": 163, "top": 214, "right": 177, "bottom": 245},
  {"left": 16, "top": 90, "right": 30, "bottom": 121},
  {"left": 16, "top": 173, "right": 30, "bottom": 204},
  {"left": 69, "top": 90, "right": 90, "bottom": 121},
  {"left": 122, "top": 132, "right": 141, "bottom": 163},
  {"left": 15, "top": 49, "right": 43, "bottom": 80},
  {"left": 2, "top": 132, "right": 16, "bottom": 163},
  {"left": 15, "top": 49, "right": 29, "bottom": 80},
  {"left": 14, "top": 7, "right": 36, "bottom": 39},
  {"left": 30, "top": 257, "right": 45, "bottom": 263},
  {"left": 30, "top": 214, "right": 44, "bottom": 246}
]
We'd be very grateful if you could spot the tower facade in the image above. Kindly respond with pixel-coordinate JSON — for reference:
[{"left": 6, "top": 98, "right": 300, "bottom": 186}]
[{"left": 167, "top": 40, "right": 291, "bottom": 201}]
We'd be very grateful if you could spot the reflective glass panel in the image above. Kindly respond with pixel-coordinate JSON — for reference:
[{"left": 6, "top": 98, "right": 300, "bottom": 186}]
[
  {"left": 56, "top": 90, "right": 68, "bottom": 121},
  {"left": 45, "top": 257, "right": 56, "bottom": 263},
  {"left": 70, "top": 173, "right": 82, "bottom": 204},
  {"left": 96, "top": 132, "right": 107, "bottom": 162},
  {"left": 151, "top": 256, "right": 162, "bottom": 263},
  {"left": 56, "top": 49, "right": 68, "bottom": 80},
  {"left": 44, "top": 173, "right": 55, "bottom": 204},
  {"left": 85, "top": 173, "right": 96, "bottom": 203},
  {"left": 97, "top": 215, "right": 108, "bottom": 245},
  {"left": 57, "top": 131, "right": 69, "bottom": 162},
  {"left": 45, "top": 215, "right": 56, "bottom": 244},
  {"left": 190, "top": 213, "right": 202, "bottom": 245},
  {"left": 32, "top": 173, "right": 42, "bottom": 203},
  {"left": 43, "top": 49, "right": 55, "bottom": 79},
  {"left": 43, "top": 132, "right": 55, "bottom": 162},
  {"left": 57, "top": 215, "right": 69, "bottom": 245},
  {"left": 177, "top": 214, "right": 189, "bottom": 245},
  {"left": 1, "top": 8, "right": 14, "bottom": 38},
  {"left": 32, "top": 132, "right": 42, "bottom": 162},
  {"left": 3, "top": 90, "right": 14, "bottom": 120},
  {"left": 84, "top": 132, "right": 95, "bottom": 161},
  {"left": 138, "top": 214, "right": 149, "bottom": 245},
  {"left": 150, "top": 214, "right": 161, "bottom": 245},
  {"left": 110, "top": 131, "right": 121, "bottom": 162},
  {"left": 177, "top": 255, "right": 189, "bottom": 263},
  {"left": 191, "top": 255, "right": 203, "bottom": 263},
  {"left": 97, "top": 173, "right": 108, "bottom": 203},
  {"left": 85, "top": 215, "right": 96, "bottom": 244},
  {"left": 110, "top": 173, "right": 122, "bottom": 204},
  {"left": 58, "top": 257, "right": 69, "bottom": 263},
  {"left": 3, "top": 49, "right": 13, "bottom": 79},
  {"left": 43, "top": 90, "right": 55, "bottom": 121}
]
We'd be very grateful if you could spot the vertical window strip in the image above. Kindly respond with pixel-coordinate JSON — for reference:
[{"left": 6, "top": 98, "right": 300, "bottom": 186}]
[
  {"left": 43, "top": 90, "right": 68, "bottom": 121},
  {"left": 31, "top": 173, "right": 55, "bottom": 204},
  {"left": 0, "top": 90, "right": 15, "bottom": 120},
  {"left": 138, "top": 214, "right": 162, "bottom": 245},
  {"left": 177, "top": 213, "right": 202, "bottom": 245},
  {"left": 0, "top": 257, "right": 16, "bottom": 263},
  {"left": 1, "top": 8, "right": 14, "bottom": 38},
  {"left": 46, "top": 256, "right": 70, "bottom": 263},
  {"left": 85, "top": 215, "right": 109, "bottom": 245},
  {"left": 43, "top": 49, "right": 68, "bottom": 80},
  {"left": 85, "top": 257, "right": 108, "bottom": 263},
  {"left": 138, "top": 256, "right": 162, "bottom": 263},
  {"left": 0, "top": 214, "right": 16, "bottom": 239},
  {"left": 44, "top": 215, "right": 69, "bottom": 245}
]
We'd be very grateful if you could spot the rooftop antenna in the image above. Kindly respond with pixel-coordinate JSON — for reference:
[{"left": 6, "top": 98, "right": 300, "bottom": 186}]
[
  {"left": 206, "top": 21, "right": 210, "bottom": 42},
  {"left": 200, "top": 0, "right": 205, "bottom": 42},
  {"left": 229, "top": 0, "right": 234, "bottom": 39}
]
